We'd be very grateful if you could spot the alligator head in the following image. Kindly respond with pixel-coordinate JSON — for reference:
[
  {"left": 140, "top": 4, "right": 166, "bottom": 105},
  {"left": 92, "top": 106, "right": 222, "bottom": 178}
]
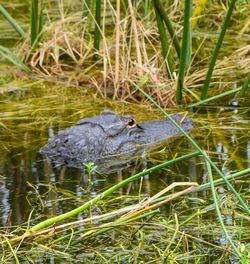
[{"left": 40, "top": 110, "right": 194, "bottom": 168}]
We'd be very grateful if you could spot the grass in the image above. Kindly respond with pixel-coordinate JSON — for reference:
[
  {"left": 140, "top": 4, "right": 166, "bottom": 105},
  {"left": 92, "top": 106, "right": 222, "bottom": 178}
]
[
  {"left": 200, "top": 0, "right": 236, "bottom": 100},
  {"left": 30, "top": 0, "right": 43, "bottom": 48},
  {"left": 153, "top": 0, "right": 174, "bottom": 78},
  {"left": 1, "top": 0, "right": 249, "bottom": 107},
  {"left": 0, "top": 4, "right": 25, "bottom": 37},
  {"left": 1, "top": 170, "right": 249, "bottom": 262},
  {"left": 176, "top": 0, "right": 192, "bottom": 104}
]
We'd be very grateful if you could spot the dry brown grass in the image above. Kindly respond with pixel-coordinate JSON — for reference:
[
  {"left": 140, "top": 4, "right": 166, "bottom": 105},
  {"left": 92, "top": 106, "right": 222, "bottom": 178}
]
[{"left": 16, "top": 1, "right": 250, "bottom": 107}]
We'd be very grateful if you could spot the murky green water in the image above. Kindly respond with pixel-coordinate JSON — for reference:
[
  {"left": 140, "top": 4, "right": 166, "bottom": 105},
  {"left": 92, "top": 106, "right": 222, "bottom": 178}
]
[
  {"left": 0, "top": 79, "right": 249, "bottom": 228},
  {"left": 0, "top": 78, "right": 249, "bottom": 263}
]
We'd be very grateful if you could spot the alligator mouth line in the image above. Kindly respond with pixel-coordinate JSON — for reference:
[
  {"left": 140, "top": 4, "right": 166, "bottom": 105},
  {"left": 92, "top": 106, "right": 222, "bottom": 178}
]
[{"left": 136, "top": 124, "right": 143, "bottom": 129}]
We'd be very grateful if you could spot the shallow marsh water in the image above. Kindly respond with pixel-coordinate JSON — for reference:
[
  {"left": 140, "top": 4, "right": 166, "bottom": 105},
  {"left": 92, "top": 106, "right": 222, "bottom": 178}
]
[{"left": 0, "top": 79, "right": 249, "bottom": 238}]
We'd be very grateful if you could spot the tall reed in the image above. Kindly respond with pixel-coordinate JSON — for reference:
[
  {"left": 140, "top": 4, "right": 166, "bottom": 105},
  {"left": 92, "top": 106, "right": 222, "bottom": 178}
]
[
  {"left": 153, "top": 1, "right": 174, "bottom": 78},
  {"left": 93, "top": 0, "right": 101, "bottom": 60},
  {"left": 176, "top": 0, "right": 192, "bottom": 104},
  {"left": 200, "top": 0, "right": 236, "bottom": 99},
  {"left": 31, "top": 0, "right": 43, "bottom": 48},
  {"left": 153, "top": 0, "right": 181, "bottom": 58}
]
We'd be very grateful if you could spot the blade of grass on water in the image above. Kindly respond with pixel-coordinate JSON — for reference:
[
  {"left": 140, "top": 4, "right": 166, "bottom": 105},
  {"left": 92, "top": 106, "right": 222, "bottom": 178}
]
[
  {"left": 188, "top": 87, "right": 242, "bottom": 108},
  {"left": 195, "top": 167, "right": 250, "bottom": 193},
  {"left": 144, "top": 167, "right": 250, "bottom": 207},
  {"left": 205, "top": 159, "right": 241, "bottom": 257}
]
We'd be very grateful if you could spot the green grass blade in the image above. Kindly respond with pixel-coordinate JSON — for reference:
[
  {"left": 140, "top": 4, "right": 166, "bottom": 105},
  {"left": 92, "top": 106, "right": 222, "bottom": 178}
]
[
  {"left": 240, "top": 73, "right": 250, "bottom": 97},
  {"left": 31, "top": 0, "right": 43, "bottom": 47},
  {"left": 82, "top": 0, "right": 92, "bottom": 18},
  {"left": 0, "top": 5, "right": 25, "bottom": 37},
  {"left": 129, "top": 168, "right": 250, "bottom": 210},
  {"left": 129, "top": 77, "right": 250, "bottom": 216},
  {"left": 188, "top": 87, "right": 242, "bottom": 108},
  {"left": 153, "top": 0, "right": 181, "bottom": 58},
  {"left": 144, "top": 0, "right": 150, "bottom": 17},
  {"left": 153, "top": 0, "right": 174, "bottom": 78},
  {"left": 195, "top": 167, "right": 250, "bottom": 193},
  {"left": 176, "top": 0, "right": 192, "bottom": 104},
  {"left": 93, "top": 0, "right": 101, "bottom": 60},
  {"left": 0, "top": 45, "right": 31, "bottom": 72},
  {"left": 200, "top": 0, "right": 236, "bottom": 99},
  {"left": 205, "top": 160, "right": 241, "bottom": 257},
  {"left": 185, "top": 2, "right": 192, "bottom": 69},
  {"left": 27, "top": 152, "right": 199, "bottom": 233},
  {"left": 5, "top": 237, "right": 20, "bottom": 264}
]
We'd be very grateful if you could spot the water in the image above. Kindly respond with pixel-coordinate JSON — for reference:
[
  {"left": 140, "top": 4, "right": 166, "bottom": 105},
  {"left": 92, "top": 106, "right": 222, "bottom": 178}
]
[{"left": 0, "top": 82, "right": 249, "bottom": 229}]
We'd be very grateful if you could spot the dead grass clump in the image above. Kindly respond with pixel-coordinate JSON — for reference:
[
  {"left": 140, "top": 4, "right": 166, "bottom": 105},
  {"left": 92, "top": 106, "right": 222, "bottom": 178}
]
[{"left": 16, "top": 1, "right": 250, "bottom": 107}]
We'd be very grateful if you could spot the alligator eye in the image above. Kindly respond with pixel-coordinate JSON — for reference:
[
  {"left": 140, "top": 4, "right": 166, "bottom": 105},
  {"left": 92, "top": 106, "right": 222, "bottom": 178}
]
[{"left": 127, "top": 119, "right": 136, "bottom": 128}]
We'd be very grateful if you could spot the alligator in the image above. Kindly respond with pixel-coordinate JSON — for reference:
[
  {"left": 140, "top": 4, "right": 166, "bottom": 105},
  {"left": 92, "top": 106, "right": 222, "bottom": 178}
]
[{"left": 40, "top": 110, "right": 194, "bottom": 169}]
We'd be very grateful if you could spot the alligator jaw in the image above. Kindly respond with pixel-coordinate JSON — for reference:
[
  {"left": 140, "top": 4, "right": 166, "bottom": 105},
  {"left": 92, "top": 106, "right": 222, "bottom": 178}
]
[{"left": 136, "top": 115, "right": 193, "bottom": 145}]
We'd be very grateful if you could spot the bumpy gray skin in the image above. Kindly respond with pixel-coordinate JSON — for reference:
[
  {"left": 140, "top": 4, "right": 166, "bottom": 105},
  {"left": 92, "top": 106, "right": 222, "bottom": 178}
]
[{"left": 40, "top": 110, "right": 193, "bottom": 167}]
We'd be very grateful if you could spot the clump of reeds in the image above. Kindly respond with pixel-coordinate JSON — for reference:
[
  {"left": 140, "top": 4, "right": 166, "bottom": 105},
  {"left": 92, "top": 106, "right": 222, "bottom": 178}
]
[{"left": 1, "top": 0, "right": 249, "bottom": 107}]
